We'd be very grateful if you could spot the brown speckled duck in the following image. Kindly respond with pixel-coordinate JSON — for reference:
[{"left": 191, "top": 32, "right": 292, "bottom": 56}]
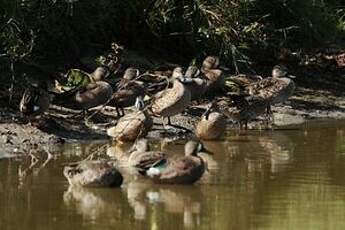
[
  {"left": 151, "top": 69, "right": 192, "bottom": 126},
  {"left": 201, "top": 56, "right": 225, "bottom": 93},
  {"left": 218, "top": 94, "right": 268, "bottom": 130},
  {"left": 246, "top": 65, "right": 296, "bottom": 115},
  {"left": 195, "top": 102, "right": 227, "bottom": 140},
  {"left": 107, "top": 96, "right": 153, "bottom": 143},
  {"left": 63, "top": 160, "right": 123, "bottom": 187},
  {"left": 110, "top": 68, "right": 145, "bottom": 117}
]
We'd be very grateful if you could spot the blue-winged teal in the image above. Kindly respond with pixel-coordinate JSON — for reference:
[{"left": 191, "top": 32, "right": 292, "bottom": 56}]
[
  {"left": 107, "top": 96, "right": 153, "bottom": 143},
  {"left": 146, "top": 141, "right": 210, "bottom": 184},
  {"left": 151, "top": 69, "right": 192, "bottom": 126},
  {"left": 19, "top": 82, "right": 50, "bottom": 118},
  {"left": 195, "top": 102, "right": 227, "bottom": 140},
  {"left": 127, "top": 139, "right": 166, "bottom": 175},
  {"left": 63, "top": 160, "right": 123, "bottom": 187},
  {"left": 109, "top": 68, "right": 145, "bottom": 117}
]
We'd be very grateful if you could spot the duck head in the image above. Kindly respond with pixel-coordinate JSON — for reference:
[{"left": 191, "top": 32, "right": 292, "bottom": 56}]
[
  {"left": 171, "top": 67, "right": 184, "bottom": 79},
  {"left": 92, "top": 66, "right": 110, "bottom": 81},
  {"left": 123, "top": 68, "right": 140, "bottom": 80},
  {"left": 202, "top": 101, "right": 216, "bottom": 120},
  {"left": 272, "top": 65, "right": 296, "bottom": 79},
  {"left": 202, "top": 56, "right": 220, "bottom": 70},
  {"left": 134, "top": 96, "right": 145, "bottom": 110},
  {"left": 185, "top": 141, "right": 212, "bottom": 156},
  {"left": 185, "top": 65, "right": 201, "bottom": 78}
]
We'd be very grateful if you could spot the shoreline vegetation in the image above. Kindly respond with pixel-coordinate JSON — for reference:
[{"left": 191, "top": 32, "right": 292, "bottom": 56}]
[{"left": 0, "top": 0, "right": 345, "bottom": 156}]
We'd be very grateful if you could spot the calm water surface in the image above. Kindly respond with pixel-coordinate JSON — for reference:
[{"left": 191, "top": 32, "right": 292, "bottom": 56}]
[{"left": 1, "top": 120, "right": 345, "bottom": 230}]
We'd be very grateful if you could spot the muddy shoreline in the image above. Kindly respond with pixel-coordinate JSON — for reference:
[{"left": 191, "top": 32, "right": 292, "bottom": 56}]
[{"left": 1, "top": 83, "right": 345, "bottom": 158}]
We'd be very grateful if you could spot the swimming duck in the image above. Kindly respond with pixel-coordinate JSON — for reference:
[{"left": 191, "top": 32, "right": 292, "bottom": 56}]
[
  {"left": 146, "top": 140, "right": 209, "bottom": 184},
  {"left": 127, "top": 139, "right": 167, "bottom": 175},
  {"left": 19, "top": 82, "right": 50, "bottom": 118},
  {"left": 184, "top": 65, "right": 208, "bottom": 101},
  {"left": 63, "top": 160, "right": 123, "bottom": 187},
  {"left": 52, "top": 80, "right": 113, "bottom": 111},
  {"left": 151, "top": 69, "right": 192, "bottom": 126},
  {"left": 200, "top": 56, "right": 225, "bottom": 93},
  {"left": 107, "top": 96, "right": 153, "bottom": 143},
  {"left": 195, "top": 102, "right": 227, "bottom": 140},
  {"left": 109, "top": 68, "right": 146, "bottom": 117}
]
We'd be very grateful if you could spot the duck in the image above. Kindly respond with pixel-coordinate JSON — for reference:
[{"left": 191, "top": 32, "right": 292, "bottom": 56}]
[
  {"left": 146, "top": 140, "right": 210, "bottom": 184},
  {"left": 107, "top": 96, "right": 153, "bottom": 143},
  {"left": 218, "top": 94, "right": 268, "bottom": 130},
  {"left": 151, "top": 69, "right": 193, "bottom": 126},
  {"left": 195, "top": 102, "right": 227, "bottom": 140},
  {"left": 200, "top": 56, "right": 225, "bottom": 93},
  {"left": 52, "top": 66, "right": 112, "bottom": 111},
  {"left": 109, "top": 68, "right": 146, "bottom": 117},
  {"left": 127, "top": 139, "right": 167, "bottom": 175},
  {"left": 228, "top": 73, "right": 263, "bottom": 93},
  {"left": 63, "top": 160, "right": 123, "bottom": 187},
  {"left": 246, "top": 64, "right": 296, "bottom": 115},
  {"left": 19, "top": 82, "right": 51, "bottom": 119},
  {"left": 184, "top": 65, "right": 208, "bottom": 101},
  {"left": 52, "top": 80, "right": 113, "bottom": 111}
]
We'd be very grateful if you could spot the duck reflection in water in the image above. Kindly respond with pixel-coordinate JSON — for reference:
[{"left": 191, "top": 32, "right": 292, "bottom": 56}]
[
  {"left": 63, "top": 185, "right": 125, "bottom": 223},
  {"left": 125, "top": 180, "right": 203, "bottom": 228}
]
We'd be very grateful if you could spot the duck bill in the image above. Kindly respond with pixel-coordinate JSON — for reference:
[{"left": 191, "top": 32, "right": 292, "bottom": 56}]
[{"left": 201, "top": 146, "right": 213, "bottom": 155}]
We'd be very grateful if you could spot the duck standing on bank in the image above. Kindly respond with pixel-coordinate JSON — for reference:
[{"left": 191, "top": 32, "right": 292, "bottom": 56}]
[
  {"left": 220, "top": 94, "right": 269, "bottom": 130},
  {"left": 107, "top": 96, "right": 153, "bottom": 143},
  {"left": 63, "top": 160, "right": 123, "bottom": 187},
  {"left": 146, "top": 141, "right": 210, "bottom": 184},
  {"left": 246, "top": 65, "right": 296, "bottom": 117},
  {"left": 151, "top": 68, "right": 193, "bottom": 127},
  {"left": 109, "top": 67, "right": 145, "bottom": 117},
  {"left": 195, "top": 102, "right": 227, "bottom": 140}
]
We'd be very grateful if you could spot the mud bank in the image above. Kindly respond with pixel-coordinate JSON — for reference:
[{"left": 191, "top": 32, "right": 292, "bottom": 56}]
[{"left": 1, "top": 83, "right": 345, "bottom": 158}]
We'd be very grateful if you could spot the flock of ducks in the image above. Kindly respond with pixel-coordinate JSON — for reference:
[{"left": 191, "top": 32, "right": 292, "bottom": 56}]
[{"left": 19, "top": 55, "right": 296, "bottom": 186}]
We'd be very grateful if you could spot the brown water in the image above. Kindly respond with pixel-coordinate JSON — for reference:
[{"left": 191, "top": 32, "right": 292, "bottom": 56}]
[{"left": 1, "top": 120, "right": 345, "bottom": 230}]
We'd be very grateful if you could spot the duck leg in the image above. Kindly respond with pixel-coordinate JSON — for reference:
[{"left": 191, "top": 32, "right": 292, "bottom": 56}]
[{"left": 120, "top": 107, "right": 125, "bottom": 117}]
